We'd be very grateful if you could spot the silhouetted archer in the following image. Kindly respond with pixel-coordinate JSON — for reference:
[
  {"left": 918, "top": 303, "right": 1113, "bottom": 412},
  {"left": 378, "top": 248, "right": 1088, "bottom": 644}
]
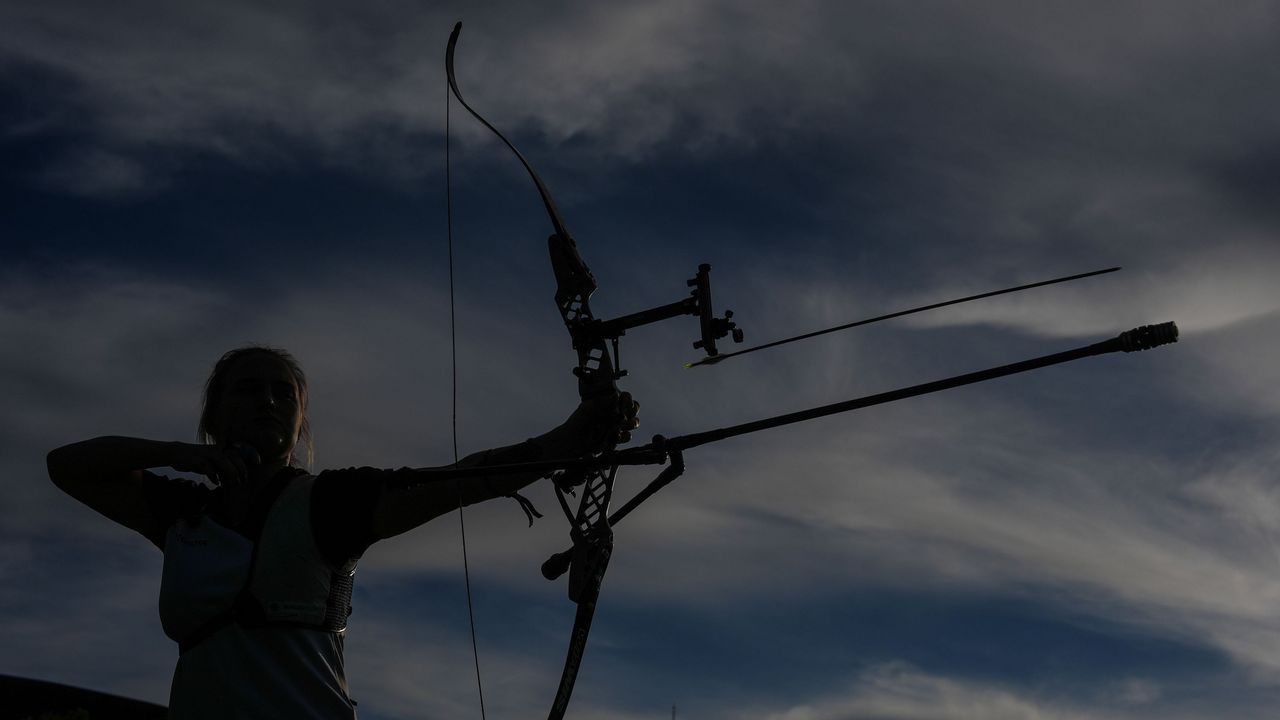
[{"left": 48, "top": 345, "right": 637, "bottom": 717}]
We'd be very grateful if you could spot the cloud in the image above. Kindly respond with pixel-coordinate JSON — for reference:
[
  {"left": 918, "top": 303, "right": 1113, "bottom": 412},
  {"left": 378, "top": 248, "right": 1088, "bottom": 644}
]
[
  {"left": 761, "top": 664, "right": 1090, "bottom": 720},
  {"left": 749, "top": 663, "right": 1167, "bottom": 720},
  {"left": 36, "top": 148, "right": 162, "bottom": 197},
  {"left": 344, "top": 612, "right": 559, "bottom": 720},
  {"left": 0, "top": 530, "right": 172, "bottom": 704},
  {"left": 6, "top": 0, "right": 1278, "bottom": 203}
]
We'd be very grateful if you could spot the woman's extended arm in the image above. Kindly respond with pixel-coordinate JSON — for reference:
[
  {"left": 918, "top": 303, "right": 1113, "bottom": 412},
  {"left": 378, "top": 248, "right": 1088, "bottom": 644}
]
[
  {"left": 47, "top": 437, "right": 248, "bottom": 537},
  {"left": 371, "top": 396, "right": 636, "bottom": 540}
]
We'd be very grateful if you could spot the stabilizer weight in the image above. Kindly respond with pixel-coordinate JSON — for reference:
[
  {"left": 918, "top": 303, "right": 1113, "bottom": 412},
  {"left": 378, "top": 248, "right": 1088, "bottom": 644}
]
[
  {"left": 1117, "top": 322, "right": 1179, "bottom": 352},
  {"left": 543, "top": 549, "right": 573, "bottom": 581}
]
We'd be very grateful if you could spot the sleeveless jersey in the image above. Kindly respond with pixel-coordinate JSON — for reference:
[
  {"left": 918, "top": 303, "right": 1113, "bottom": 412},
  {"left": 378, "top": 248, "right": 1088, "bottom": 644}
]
[{"left": 158, "top": 472, "right": 359, "bottom": 718}]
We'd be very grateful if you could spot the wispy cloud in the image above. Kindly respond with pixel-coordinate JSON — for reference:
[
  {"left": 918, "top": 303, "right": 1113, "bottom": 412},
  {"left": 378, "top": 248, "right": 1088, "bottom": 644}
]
[
  {"left": 751, "top": 663, "right": 1157, "bottom": 720},
  {"left": 6, "top": 0, "right": 1278, "bottom": 200}
]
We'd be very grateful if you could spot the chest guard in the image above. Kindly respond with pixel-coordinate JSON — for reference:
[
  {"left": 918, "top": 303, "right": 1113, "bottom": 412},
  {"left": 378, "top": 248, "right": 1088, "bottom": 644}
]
[{"left": 159, "top": 473, "right": 356, "bottom": 654}]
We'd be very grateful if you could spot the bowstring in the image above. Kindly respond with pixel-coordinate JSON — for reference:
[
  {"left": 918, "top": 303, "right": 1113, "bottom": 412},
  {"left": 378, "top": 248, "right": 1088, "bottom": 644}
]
[{"left": 446, "top": 67, "right": 488, "bottom": 720}]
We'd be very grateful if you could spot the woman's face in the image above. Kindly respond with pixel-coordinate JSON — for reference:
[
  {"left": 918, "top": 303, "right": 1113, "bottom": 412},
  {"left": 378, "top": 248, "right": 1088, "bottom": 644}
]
[{"left": 214, "top": 354, "right": 304, "bottom": 463}]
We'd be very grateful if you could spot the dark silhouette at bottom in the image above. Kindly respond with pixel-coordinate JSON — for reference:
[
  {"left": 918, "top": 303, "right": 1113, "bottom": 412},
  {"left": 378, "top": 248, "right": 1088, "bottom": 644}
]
[{"left": 2, "top": 674, "right": 167, "bottom": 719}]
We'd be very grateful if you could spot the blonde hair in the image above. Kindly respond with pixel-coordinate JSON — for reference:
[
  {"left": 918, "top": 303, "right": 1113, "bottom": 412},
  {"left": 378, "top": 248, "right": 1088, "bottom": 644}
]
[{"left": 197, "top": 345, "right": 313, "bottom": 468}]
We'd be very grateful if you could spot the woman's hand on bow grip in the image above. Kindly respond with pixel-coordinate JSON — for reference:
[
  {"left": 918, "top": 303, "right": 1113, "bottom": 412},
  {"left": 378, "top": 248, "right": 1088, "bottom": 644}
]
[{"left": 546, "top": 391, "right": 641, "bottom": 457}]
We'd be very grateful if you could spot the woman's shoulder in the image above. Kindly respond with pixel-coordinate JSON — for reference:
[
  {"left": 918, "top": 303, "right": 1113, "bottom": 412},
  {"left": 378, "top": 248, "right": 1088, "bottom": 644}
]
[{"left": 310, "top": 467, "right": 401, "bottom": 564}]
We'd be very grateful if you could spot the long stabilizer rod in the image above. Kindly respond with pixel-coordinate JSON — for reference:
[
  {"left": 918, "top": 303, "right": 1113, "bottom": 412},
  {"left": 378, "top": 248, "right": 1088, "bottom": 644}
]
[
  {"left": 686, "top": 266, "right": 1121, "bottom": 368},
  {"left": 672, "top": 321, "right": 1176, "bottom": 450}
]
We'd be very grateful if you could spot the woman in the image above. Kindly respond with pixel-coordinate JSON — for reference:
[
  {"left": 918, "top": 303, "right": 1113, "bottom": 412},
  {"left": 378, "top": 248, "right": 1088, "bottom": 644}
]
[{"left": 46, "top": 345, "right": 636, "bottom": 718}]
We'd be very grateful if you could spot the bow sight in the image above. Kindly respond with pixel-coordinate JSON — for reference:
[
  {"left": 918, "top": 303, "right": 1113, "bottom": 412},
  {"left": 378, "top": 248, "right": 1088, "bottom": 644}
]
[{"left": 575, "top": 262, "right": 744, "bottom": 379}]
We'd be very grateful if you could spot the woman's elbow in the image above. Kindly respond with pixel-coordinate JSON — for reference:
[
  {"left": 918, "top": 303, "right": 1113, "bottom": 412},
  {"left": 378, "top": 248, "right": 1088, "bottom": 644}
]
[
  {"left": 47, "top": 446, "right": 70, "bottom": 488},
  {"left": 46, "top": 444, "right": 86, "bottom": 491}
]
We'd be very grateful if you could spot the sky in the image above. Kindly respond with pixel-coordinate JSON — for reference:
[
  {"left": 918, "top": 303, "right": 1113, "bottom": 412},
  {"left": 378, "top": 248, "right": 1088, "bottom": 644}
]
[{"left": 3, "top": 0, "right": 1279, "bottom": 718}]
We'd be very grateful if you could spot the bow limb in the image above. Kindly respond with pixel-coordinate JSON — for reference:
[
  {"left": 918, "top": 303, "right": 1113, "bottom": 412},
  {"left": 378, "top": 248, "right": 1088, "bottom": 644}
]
[
  {"left": 446, "top": 24, "right": 569, "bottom": 241},
  {"left": 447, "top": 21, "right": 621, "bottom": 720}
]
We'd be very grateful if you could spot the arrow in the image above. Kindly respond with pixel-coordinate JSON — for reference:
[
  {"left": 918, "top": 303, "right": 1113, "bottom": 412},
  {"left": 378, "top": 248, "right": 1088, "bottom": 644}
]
[{"left": 686, "top": 266, "right": 1120, "bottom": 367}]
